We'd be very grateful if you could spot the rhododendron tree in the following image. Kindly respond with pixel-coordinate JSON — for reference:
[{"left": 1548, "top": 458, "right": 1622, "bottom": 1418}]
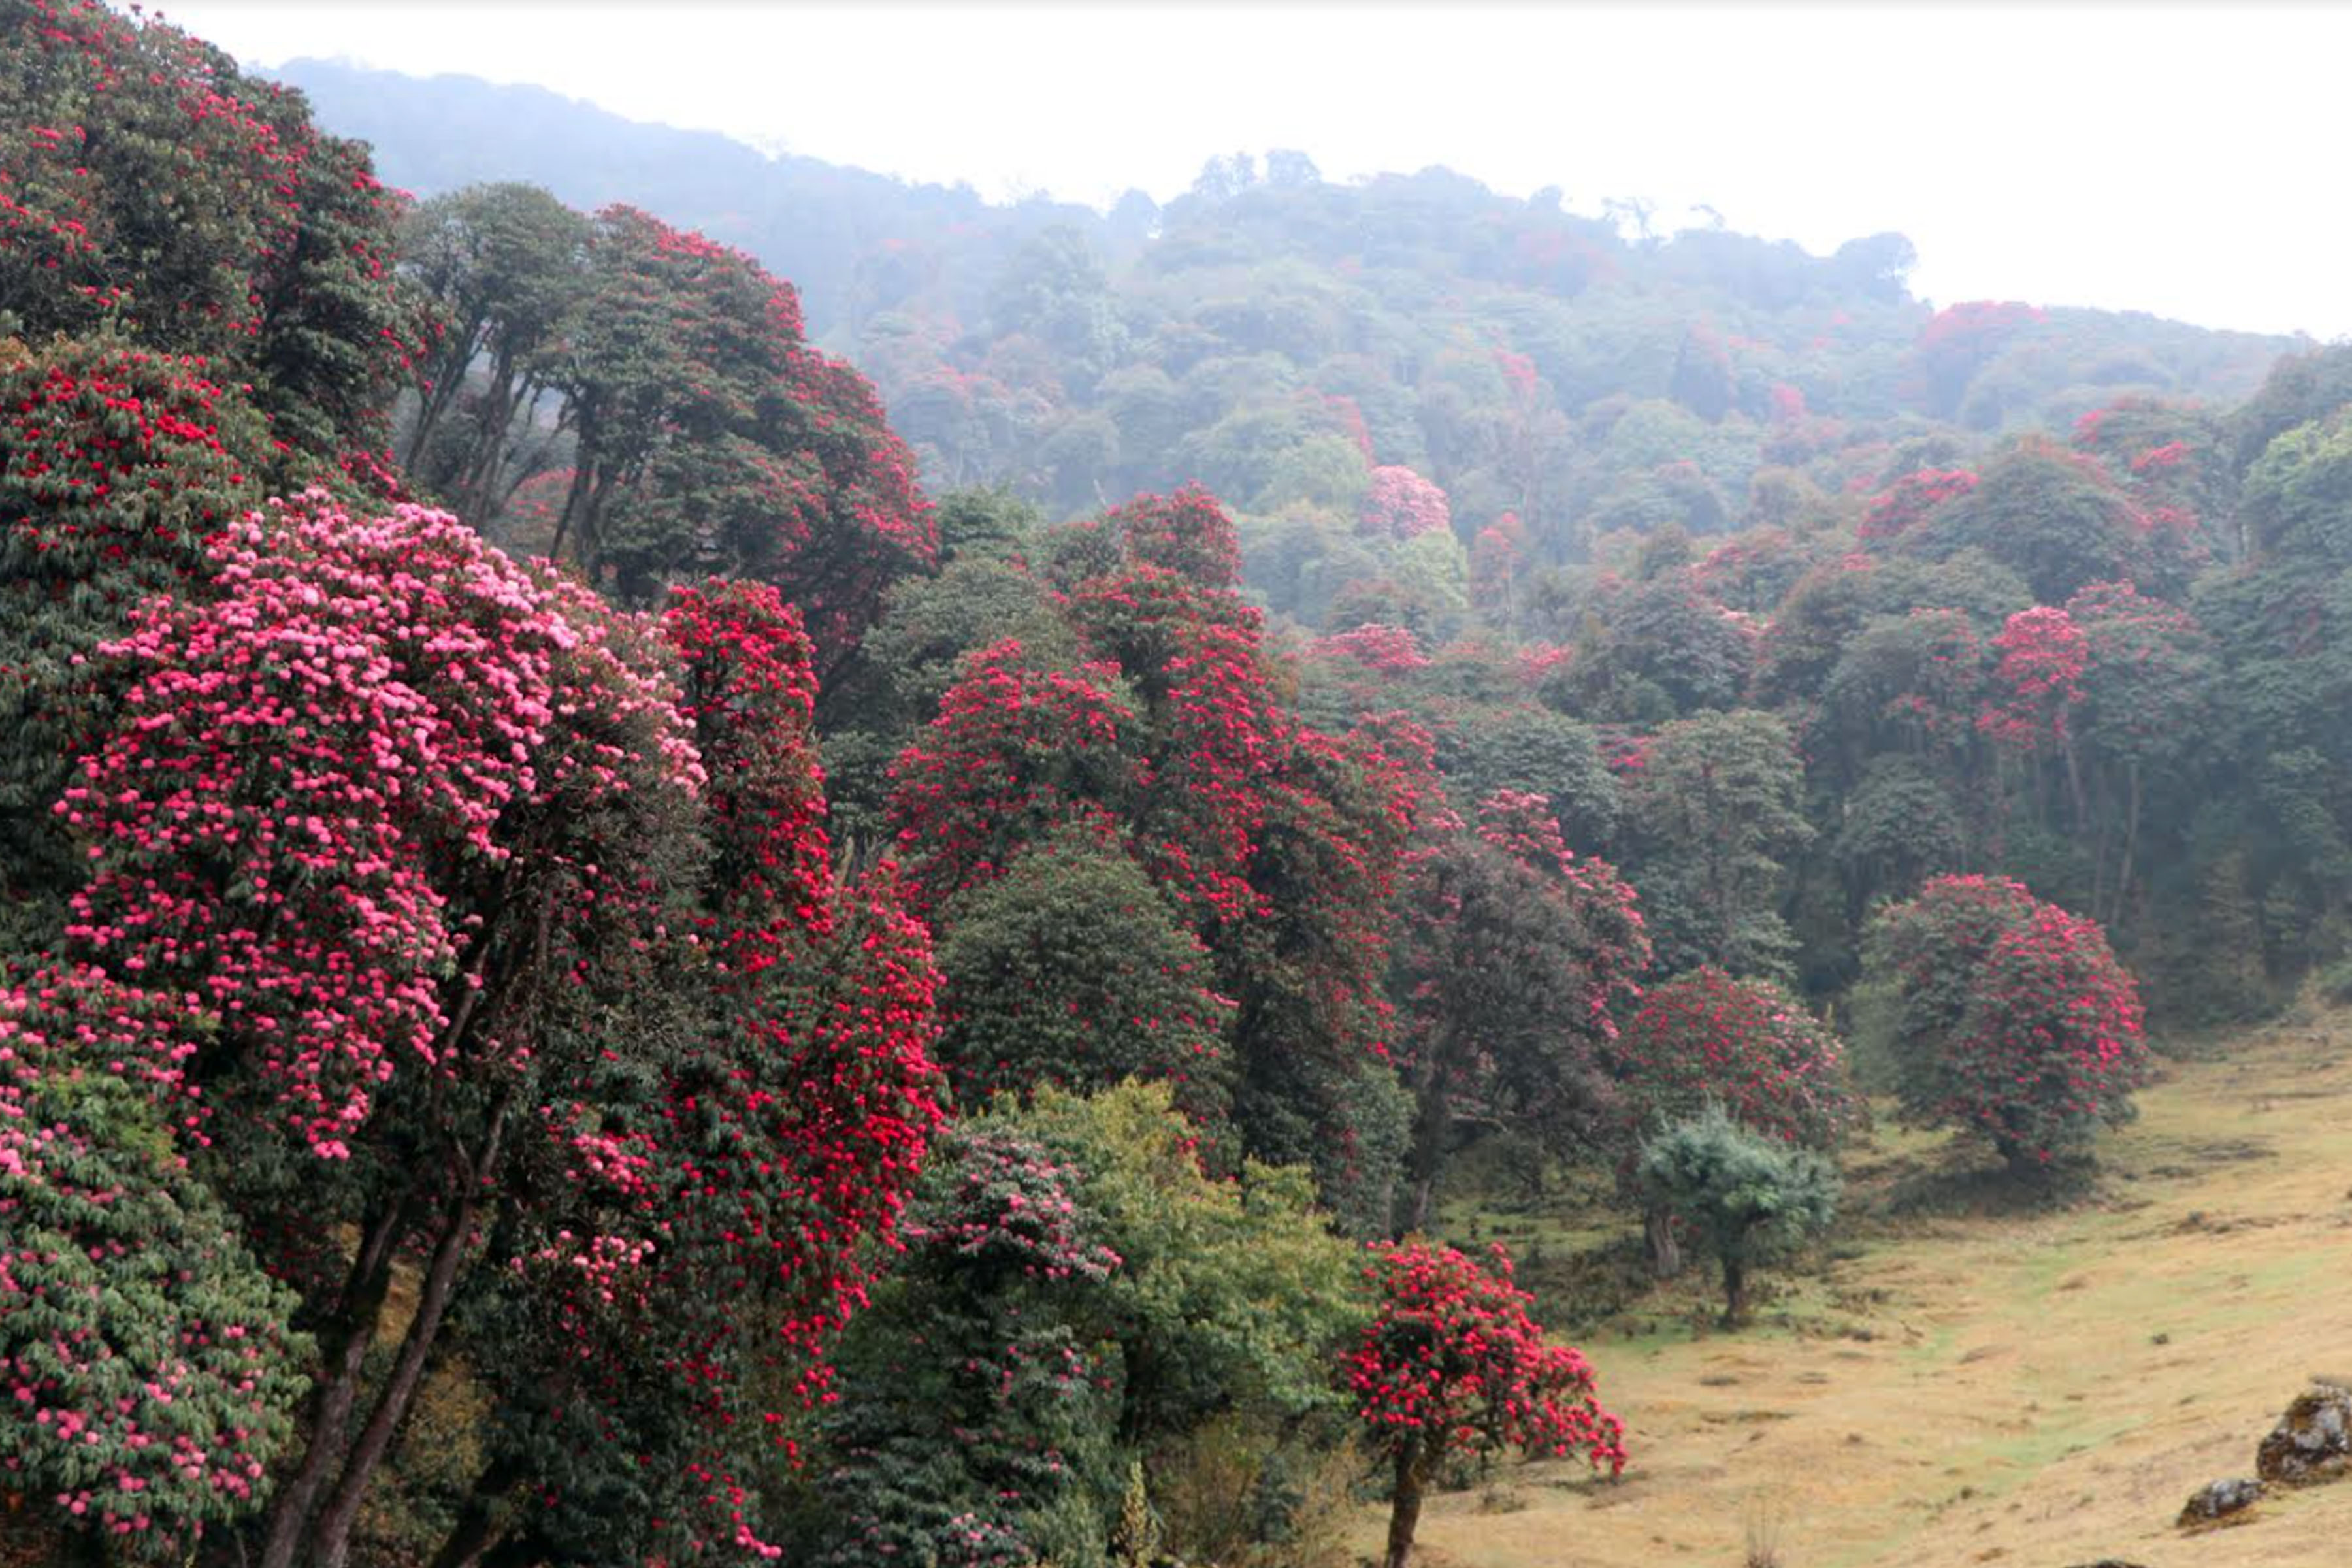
[
  {"left": 0, "top": 0, "right": 422, "bottom": 455},
  {"left": 889, "top": 487, "right": 1423, "bottom": 1230},
  {"left": 1316, "top": 621, "right": 1433, "bottom": 676},
  {"left": 1859, "top": 467, "right": 1978, "bottom": 541},
  {"left": 406, "top": 578, "right": 945, "bottom": 1568},
  {"left": 0, "top": 970, "right": 310, "bottom": 1560},
  {"left": 1390, "top": 791, "right": 1649, "bottom": 1233},
  {"left": 1904, "top": 300, "right": 2044, "bottom": 419},
  {"left": 1358, "top": 464, "right": 1452, "bottom": 540},
  {"left": 1468, "top": 511, "right": 1526, "bottom": 629},
  {"left": 1347, "top": 1241, "right": 1624, "bottom": 1568},
  {"left": 47, "top": 495, "right": 716, "bottom": 1568},
  {"left": 1609, "top": 966, "right": 1854, "bottom": 1273},
  {"left": 1610, "top": 967, "right": 1854, "bottom": 1151},
  {"left": 815, "top": 1125, "right": 1122, "bottom": 1568},
  {"left": 888, "top": 640, "right": 1142, "bottom": 916},
  {"left": 0, "top": 336, "right": 278, "bottom": 945},
  {"left": 1863, "top": 875, "right": 2149, "bottom": 1169}
]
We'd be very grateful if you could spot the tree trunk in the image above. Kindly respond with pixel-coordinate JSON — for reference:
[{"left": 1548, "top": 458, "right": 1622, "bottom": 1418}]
[
  {"left": 308, "top": 1092, "right": 514, "bottom": 1568},
  {"left": 1722, "top": 1256, "right": 1748, "bottom": 1326},
  {"left": 256, "top": 1199, "right": 411, "bottom": 1568},
  {"left": 1382, "top": 1445, "right": 1427, "bottom": 1568},
  {"left": 1644, "top": 1203, "right": 1682, "bottom": 1279},
  {"left": 2112, "top": 762, "right": 2142, "bottom": 928},
  {"left": 1400, "top": 1054, "right": 1451, "bottom": 1238},
  {"left": 425, "top": 1456, "right": 523, "bottom": 1568}
]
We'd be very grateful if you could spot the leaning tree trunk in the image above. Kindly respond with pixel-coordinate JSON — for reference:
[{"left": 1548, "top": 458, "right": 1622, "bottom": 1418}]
[
  {"left": 1644, "top": 1203, "right": 1683, "bottom": 1279},
  {"left": 1383, "top": 1442, "right": 1429, "bottom": 1568},
  {"left": 1399, "top": 1051, "right": 1452, "bottom": 1239},
  {"left": 309, "top": 1091, "right": 514, "bottom": 1568},
  {"left": 254, "top": 1197, "right": 412, "bottom": 1568}
]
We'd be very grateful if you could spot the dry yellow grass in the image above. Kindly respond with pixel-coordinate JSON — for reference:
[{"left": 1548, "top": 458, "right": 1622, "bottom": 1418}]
[{"left": 1358, "top": 1008, "right": 2352, "bottom": 1568}]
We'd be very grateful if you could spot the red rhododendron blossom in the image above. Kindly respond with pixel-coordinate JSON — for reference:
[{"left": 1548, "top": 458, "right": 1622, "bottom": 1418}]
[{"left": 1348, "top": 1241, "right": 1623, "bottom": 1568}]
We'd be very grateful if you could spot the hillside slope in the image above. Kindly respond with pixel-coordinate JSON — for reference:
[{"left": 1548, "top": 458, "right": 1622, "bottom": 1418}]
[
  {"left": 1377, "top": 1011, "right": 2352, "bottom": 1567},
  {"left": 277, "top": 60, "right": 2305, "bottom": 578}
]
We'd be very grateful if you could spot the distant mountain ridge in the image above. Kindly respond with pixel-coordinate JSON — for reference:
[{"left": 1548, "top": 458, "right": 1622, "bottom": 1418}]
[{"left": 278, "top": 57, "right": 2304, "bottom": 557}]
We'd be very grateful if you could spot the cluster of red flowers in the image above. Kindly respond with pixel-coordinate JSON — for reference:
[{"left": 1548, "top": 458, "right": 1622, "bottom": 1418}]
[
  {"left": 1612, "top": 966, "right": 1855, "bottom": 1150},
  {"left": 1872, "top": 875, "right": 2148, "bottom": 1166},
  {"left": 1358, "top": 465, "right": 1452, "bottom": 540},
  {"left": 1345, "top": 1241, "right": 1626, "bottom": 1473},
  {"left": 1978, "top": 604, "right": 2088, "bottom": 749},
  {"left": 1859, "top": 467, "right": 1978, "bottom": 540}
]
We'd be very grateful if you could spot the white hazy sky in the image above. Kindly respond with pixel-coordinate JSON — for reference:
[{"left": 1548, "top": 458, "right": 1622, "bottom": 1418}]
[{"left": 154, "top": 1, "right": 2349, "bottom": 340}]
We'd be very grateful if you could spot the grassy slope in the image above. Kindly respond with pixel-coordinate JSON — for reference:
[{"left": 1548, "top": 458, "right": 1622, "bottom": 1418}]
[{"left": 1358, "top": 1008, "right": 2352, "bottom": 1568}]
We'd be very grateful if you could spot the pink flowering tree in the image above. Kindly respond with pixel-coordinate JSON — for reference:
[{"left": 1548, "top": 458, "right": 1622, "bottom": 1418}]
[
  {"left": 49, "top": 494, "right": 714, "bottom": 1568},
  {"left": 0, "top": 969, "right": 312, "bottom": 1559},
  {"left": 1348, "top": 1241, "right": 1625, "bottom": 1568},
  {"left": 1359, "top": 465, "right": 1452, "bottom": 540}
]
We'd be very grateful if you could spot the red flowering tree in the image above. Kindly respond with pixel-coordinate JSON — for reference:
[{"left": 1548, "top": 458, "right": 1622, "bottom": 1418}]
[
  {"left": 1359, "top": 465, "right": 1452, "bottom": 540},
  {"left": 1469, "top": 512, "right": 1527, "bottom": 629},
  {"left": 1347, "top": 1241, "right": 1625, "bottom": 1568},
  {"left": 0, "top": 0, "right": 422, "bottom": 456},
  {"left": 1390, "top": 791, "right": 1650, "bottom": 1233},
  {"left": 1611, "top": 967, "right": 1855, "bottom": 1151},
  {"left": 1863, "top": 875, "right": 2149, "bottom": 1169},
  {"left": 1859, "top": 468, "right": 1978, "bottom": 541},
  {"left": 1978, "top": 604, "right": 2093, "bottom": 835},
  {"left": 1316, "top": 623, "right": 1433, "bottom": 676},
  {"left": 1105, "top": 481, "right": 1243, "bottom": 589},
  {"left": 1904, "top": 300, "right": 2044, "bottom": 418},
  {"left": 409, "top": 577, "right": 946, "bottom": 1568},
  {"left": 887, "top": 639, "right": 1141, "bottom": 917},
  {"left": 0, "top": 337, "right": 282, "bottom": 944}
]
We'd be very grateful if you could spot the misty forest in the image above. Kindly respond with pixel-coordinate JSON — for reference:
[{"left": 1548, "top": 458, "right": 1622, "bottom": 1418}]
[{"left": 2, "top": 4, "right": 2350, "bottom": 1567}]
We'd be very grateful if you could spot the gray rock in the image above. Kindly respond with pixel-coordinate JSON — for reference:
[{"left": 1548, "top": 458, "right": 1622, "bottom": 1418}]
[
  {"left": 2176, "top": 1477, "right": 2265, "bottom": 1527},
  {"left": 2255, "top": 1380, "right": 2352, "bottom": 1486}
]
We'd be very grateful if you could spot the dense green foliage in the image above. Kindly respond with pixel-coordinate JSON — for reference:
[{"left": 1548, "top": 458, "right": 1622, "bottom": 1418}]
[
  {"left": 810, "top": 1083, "right": 1363, "bottom": 1568},
  {"left": 1635, "top": 1104, "right": 1842, "bottom": 1324}
]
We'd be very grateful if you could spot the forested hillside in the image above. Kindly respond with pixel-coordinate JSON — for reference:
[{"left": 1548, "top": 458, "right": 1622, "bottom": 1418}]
[{"left": 5, "top": 5, "right": 2352, "bottom": 1566}]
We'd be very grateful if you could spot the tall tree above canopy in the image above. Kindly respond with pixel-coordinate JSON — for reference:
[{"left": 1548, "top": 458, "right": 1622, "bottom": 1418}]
[
  {"left": 409, "top": 201, "right": 937, "bottom": 676},
  {"left": 396, "top": 182, "right": 591, "bottom": 523},
  {"left": 0, "top": 0, "right": 423, "bottom": 458}
]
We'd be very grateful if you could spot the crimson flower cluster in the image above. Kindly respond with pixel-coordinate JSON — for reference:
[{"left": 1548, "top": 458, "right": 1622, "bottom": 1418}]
[
  {"left": 1347, "top": 1239, "right": 1625, "bottom": 1472},
  {"left": 1867, "top": 874, "right": 2149, "bottom": 1168}
]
